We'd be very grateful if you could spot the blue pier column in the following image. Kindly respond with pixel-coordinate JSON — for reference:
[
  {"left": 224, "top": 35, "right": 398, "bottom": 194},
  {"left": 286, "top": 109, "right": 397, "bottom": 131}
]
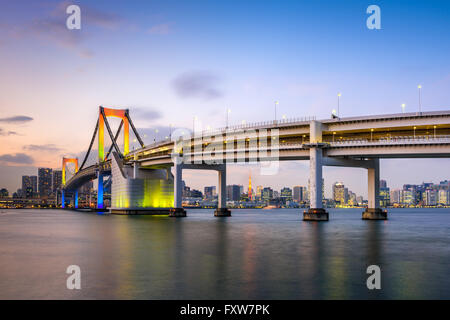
[
  {"left": 74, "top": 190, "right": 79, "bottom": 209},
  {"left": 61, "top": 190, "right": 65, "bottom": 208},
  {"left": 97, "top": 173, "right": 104, "bottom": 209}
]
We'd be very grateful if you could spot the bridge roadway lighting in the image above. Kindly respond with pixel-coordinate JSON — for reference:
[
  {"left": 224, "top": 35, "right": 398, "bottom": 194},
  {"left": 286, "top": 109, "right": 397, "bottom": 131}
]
[
  {"left": 337, "top": 93, "right": 341, "bottom": 118},
  {"left": 302, "top": 134, "right": 306, "bottom": 144},
  {"left": 274, "top": 101, "right": 279, "bottom": 123},
  {"left": 414, "top": 126, "right": 417, "bottom": 139},
  {"left": 370, "top": 128, "right": 374, "bottom": 141},
  {"left": 418, "top": 85, "right": 422, "bottom": 114},
  {"left": 434, "top": 125, "right": 437, "bottom": 138},
  {"left": 226, "top": 108, "right": 231, "bottom": 129},
  {"left": 333, "top": 132, "right": 336, "bottom": 142},
  {"left": 401, "top": 103, "right": 406, "bottom": 113}
]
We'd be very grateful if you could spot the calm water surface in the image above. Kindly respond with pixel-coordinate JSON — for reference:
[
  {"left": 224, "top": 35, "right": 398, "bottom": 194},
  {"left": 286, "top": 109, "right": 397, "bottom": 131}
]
[{"left": 0, "top": 208, "right": 449, "bottom": 299}]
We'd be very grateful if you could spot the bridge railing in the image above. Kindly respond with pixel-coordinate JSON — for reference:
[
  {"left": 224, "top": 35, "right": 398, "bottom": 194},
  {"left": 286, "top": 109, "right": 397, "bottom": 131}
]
[
  {"left": 329, "top": 135, "right": 450, "bottom": 146},
  {"left": 208, "top": 116, "right": 315, "bottom": 136}
]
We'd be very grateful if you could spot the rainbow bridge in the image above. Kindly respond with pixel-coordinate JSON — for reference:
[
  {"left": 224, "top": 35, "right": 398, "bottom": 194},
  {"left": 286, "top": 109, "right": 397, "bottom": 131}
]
[{"left": 62, "top": 107, "right": 450, "bottom": 220}]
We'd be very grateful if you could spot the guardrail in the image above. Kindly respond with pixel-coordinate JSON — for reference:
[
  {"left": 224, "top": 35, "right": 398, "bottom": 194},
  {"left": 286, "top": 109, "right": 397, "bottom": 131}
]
[{"left": 329, "top": 135, "right": 450, "bottom": 146}]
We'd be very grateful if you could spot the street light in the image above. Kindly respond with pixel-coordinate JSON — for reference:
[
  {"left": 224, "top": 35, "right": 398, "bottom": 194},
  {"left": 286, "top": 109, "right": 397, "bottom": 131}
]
[
  {"left": 333, "top": 132, "right": 336, "bottom": 142},
  {"left": 226, "top": 108, "right": 231, "bottom": 129},
  {"left": 370, "top": 128, "right": 374, "bottom": 141},
  {"left": 434, "top": 125, "right": 437, "bottom": 139},
  {"left": 418, "top": 85, "right": 422, "bottom": 114},
  {"left": 401, "top": 103, "right": 406, "bottom": 113},
  {"left": 413, "top": 126, "right": 417, "bottom": 139},
  {"left": 337, "top": 93, "right": 341, "bottom": 118},
  {"left": 274, "top": 101, "right": 279, "bottom": 123}
]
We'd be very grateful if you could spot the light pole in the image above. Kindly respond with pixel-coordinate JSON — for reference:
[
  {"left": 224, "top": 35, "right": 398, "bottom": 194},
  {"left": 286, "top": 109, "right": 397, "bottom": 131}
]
[
  {"left": 414, "top": 126, "right": 417, "bottom": 139},
  {"left": 434, "top": 125, "right": 437, "bottom": 139},
  {"left": 226, "top": 108, "right": 231, "bottom": 129},
  {"left": 333, "top": 132, "right": 336, "bottom": 142},
  {"left": 274, "top": 101, "right": 279, "bottom": 123},
  {"left": 370, "top": 128, "right": 374, "bottom": 141},
  {"left": 193, "top": 116, "right": 197, "bottom": 136},
  {"left": 337, "top": 93, "right": 341, "bottom": 118},
  {"left": 401, "top": 103, "right": 406, "bottom": 113},
  {"left": 418, "top": 85, "right": 422, "bottom": 114},
  {"left": 169, "top": 124, "right": 172, "bottom": 140}
]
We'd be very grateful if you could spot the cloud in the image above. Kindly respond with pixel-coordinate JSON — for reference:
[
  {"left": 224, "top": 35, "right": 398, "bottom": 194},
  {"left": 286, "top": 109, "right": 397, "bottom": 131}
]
[
  {"left": 0, "top": 115, "right": 33, "bottom": 123},
  {"left": 0, "top": 128, "right": 18, "bottom": 136},
  {"left": 172, "top": 71, "right": 223, "bottom": 100},
  {"left": 23, "top": 144, "right": 64, "bottom": 152},
  {"left": 6, "top": 1, "right": 123, "bottom": 58},
  {"left": 132, "top": 107, "right": 163, "bottom": 122},
  {"left": 0, "top": 153, "right": 34, "bottom": 165},
  {"left": 148, "top": 22, "right": 173, "bottom": 35}
]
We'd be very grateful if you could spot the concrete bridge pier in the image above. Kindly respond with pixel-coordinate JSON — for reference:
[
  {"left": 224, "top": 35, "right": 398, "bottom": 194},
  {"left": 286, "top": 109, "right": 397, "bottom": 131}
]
[
  {"left": 214, "top": 165, "right": 231, "bottom": 217},
  {"left": 169, "top": 159, "right": 187, "bottom": 217},
  {"left": 363, "top": 158, "right": 387, "bottom": 220},
  {"left": 304, "top": 120, "right": 328, "bottom": 221},
  {"left": 304, "top": 146, "right": 328, "bottom": 221}
]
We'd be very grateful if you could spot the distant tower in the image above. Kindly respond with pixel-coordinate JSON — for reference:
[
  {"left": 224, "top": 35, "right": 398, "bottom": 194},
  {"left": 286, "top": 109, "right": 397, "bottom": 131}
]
[{"left": 248, "top": 173, "right": 252, "bottom": 201}]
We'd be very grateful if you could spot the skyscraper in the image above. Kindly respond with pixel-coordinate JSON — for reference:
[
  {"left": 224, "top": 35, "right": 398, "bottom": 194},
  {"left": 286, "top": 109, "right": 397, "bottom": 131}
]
[
  {"left": 53, "top": 170, "right": 62, "bottom": 194},
  {"left": 226, "top": 185, "right": 241, "bottom": 201},
  {"left": 280, "top": 187, "right": 292, "bottom": 202},
  {"left": 38, "top": 168, "right": 53, "bottom": 198},
  {"left": 333, "top": 182, "right": 346, "bottom": 205},
  {"left": 204, "top": 186, "right": 216, "bottom": 199},
  {"left": 293, "top": 186, "right": 304, "bottom": 202}
]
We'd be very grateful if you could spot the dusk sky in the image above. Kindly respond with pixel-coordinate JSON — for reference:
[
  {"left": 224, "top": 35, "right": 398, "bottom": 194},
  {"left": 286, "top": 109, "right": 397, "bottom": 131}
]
[{"left": 0, "top": 0, "right": 449, "bottom": 197}]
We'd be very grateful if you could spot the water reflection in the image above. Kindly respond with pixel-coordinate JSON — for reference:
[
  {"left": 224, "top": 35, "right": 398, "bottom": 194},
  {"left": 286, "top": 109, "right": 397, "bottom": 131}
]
[{"left": 0, "top": 208, "right": 449, "bottom": 299}]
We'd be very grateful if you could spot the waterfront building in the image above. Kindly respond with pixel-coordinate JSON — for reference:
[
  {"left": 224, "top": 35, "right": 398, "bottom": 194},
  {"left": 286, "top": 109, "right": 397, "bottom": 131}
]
[
  {"left": 204, "top": 186, "right": 216, "bottom": 199},
  {"left": 227, "top": 185, "right": 241, "bottom": 201},
  {"left": 38, "top": 168, "right": 53, "bottom": 198}
]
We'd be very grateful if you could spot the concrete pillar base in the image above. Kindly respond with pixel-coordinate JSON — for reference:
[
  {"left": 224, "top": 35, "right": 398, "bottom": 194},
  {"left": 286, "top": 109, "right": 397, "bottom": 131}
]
[
  {"left": 214, "top": 208, "right": 231, "bottom": 217},
  {"left": 169, "top": 208, "right": 187, "bottom": 217},
  {"left": 303, "top": 208, "right": 329, "bottom": 221},
  {"left": 362, "top": 208, "right": 387, "bottom": 220}
]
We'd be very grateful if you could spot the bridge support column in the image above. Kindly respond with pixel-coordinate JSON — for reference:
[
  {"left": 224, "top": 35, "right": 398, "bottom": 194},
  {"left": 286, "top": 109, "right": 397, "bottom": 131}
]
[
  {"left": 61, "top": 190, "right": 65, "bottom": 209},
  {"left": 304, "top": 147, "right": 328, "bottom": 221},
  {"left": 215, "top": 165, "right": 231, "bottom": 217},
  {"left": 304, "top": 120, "right": 328, "bottom": 221},
  {"left": 363, "top": 158, "right": 387, "bottom": 220},
  {"left": 169, "top": 159, "right": 186, "bottom": 217},
  {"left": 74, "top": 190, "right": 79, "bottom": 209},
  {"left": 97, "top": 173, "right": 104, "bottom": 210}
]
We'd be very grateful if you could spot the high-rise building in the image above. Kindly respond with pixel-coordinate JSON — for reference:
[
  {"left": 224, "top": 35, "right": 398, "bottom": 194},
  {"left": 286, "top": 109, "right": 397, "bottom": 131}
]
[
  {"left": 204, "top": 186, "right": 216, "bottom": 199},
  {"left": 262, "top": 187, "right": 273, "bottom": 202},
  {"left": 280, "top": 187, "right": 292, "bottom": 202},
  {"left": 438, "top": 189, "right": 449, "bottom": 205},
  {"left": 53, "top": 170, "right": 62, "bottom": 194},
  {"left": 293, "top": 186, "right": 304, "bottom": 202},
  {"left": 333, "top": 182, "right": 346, "bottom": 205},
  {"left": 227, "top": 185, "right": 241, "bottom": 201},
  {"left": 401, "top": 189, "right": 416, "bottom": 205},
  {"left": 256, "top": 185, "right": 263, "bottom": 200},
  {"left": 390, "top": 189, "right": 401, "bottom": 205},
  {"left": 380, "top": 180, "right": 390, "bottom": 207},
  {"left": 38, "top": 168, "right": 53, "bottom": 198},
  {"left": 22, "top": 175, "right": 37, "bottom": 198},
  {"left": 423, "top": 189, "right": 437, "bottom": 206},
  {"left": 0, "top": 188, "right": 8, "bottom": 198}
]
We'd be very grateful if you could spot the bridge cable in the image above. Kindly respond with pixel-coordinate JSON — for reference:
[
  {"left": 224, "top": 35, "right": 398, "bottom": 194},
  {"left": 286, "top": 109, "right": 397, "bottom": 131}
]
[
  {"left": 126, "top": 111, "right": 145, "bottom": 148},
  {"left": 105, "top": 120, "right": 124, "bottom": 161},
  {"left": 79, "top": 119, "right": 99, "bottom": 171},
  {"left": 101, "top": 108, "right": 123, "bottom": 159}
]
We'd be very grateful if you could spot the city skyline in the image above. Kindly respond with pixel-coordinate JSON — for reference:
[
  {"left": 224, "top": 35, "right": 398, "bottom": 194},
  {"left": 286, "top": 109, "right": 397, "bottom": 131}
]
[{"left": 1, "top": 1, "right": 450, "bottom": 196}]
